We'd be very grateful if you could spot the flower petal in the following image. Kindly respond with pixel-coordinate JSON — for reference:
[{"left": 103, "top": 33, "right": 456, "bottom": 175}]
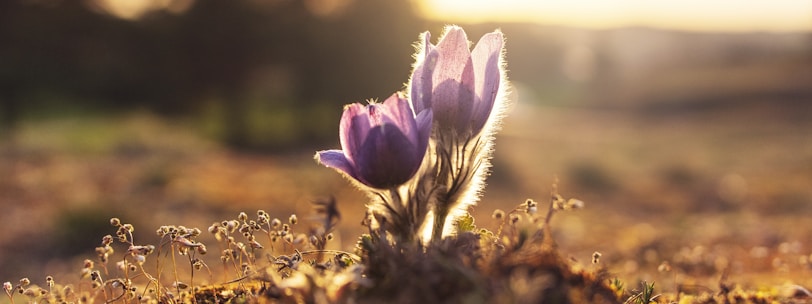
[
  {"left": 410, "top": 31, "right": 438, "bottom": 115},
  {"left": 378, "top": 94, "right": 419, "bottom": 146},
  {"left": 470, "top": 30, "right": 504, "bottom": 134},
  {"left": 355, "top": 125, "right": 418, "bottom": 188},
  {"left": 339, "top": 103, "right": 371, "bottom": 166},
  {"left": 433, "top": 26, "right": 475, "bottom": 131},
  {"left": 315, "top": 150, "right": 357, "bottom": 180}
]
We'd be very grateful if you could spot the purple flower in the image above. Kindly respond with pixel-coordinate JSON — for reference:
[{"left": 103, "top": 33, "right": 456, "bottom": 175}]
[
  {"left": 316, "top": 94, "right": 432, "bottom": 189},
  {"left": 411, "top": 26, "right": 504, "bottom": 136}
]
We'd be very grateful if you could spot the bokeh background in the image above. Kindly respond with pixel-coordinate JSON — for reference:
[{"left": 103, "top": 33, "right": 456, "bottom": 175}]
[{"left": 1, "top": 0, "right": 811, "bottom": 290}]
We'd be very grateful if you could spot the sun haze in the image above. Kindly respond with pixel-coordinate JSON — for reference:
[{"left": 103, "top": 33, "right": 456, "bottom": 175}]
[{"left": 419, "top": 0, "right": 812, "bottom": 32}]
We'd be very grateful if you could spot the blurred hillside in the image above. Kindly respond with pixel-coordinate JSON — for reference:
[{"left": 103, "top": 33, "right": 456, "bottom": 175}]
[
  {"left": 2, "top": 0, "right": 811, "bottom": 150},
  {"left": 2, "top": 0, "right": 812, "bottom": 289}
]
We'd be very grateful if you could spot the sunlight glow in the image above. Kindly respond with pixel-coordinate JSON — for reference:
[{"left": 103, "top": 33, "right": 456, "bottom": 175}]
[
  {"left": 92, "top": 0, "right": 194, "bottom": 20},
  {"left": 419, "top": 0, "right": 812, "bottom": 32}
]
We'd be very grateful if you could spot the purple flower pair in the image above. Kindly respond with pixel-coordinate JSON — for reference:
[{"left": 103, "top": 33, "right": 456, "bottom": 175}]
[{"left": 317, "top": 26, "right": 505, "bottom": 190}]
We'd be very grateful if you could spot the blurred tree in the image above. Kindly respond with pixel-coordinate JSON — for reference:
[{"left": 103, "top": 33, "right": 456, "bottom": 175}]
[{"left": 0, "top": 0, "right": 424, "bottom": 149}]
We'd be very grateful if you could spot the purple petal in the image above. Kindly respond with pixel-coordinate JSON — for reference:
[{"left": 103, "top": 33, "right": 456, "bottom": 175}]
[
  {"left": 355, "top": 125, "right": 418, "bottom": 188},
  {"left": 410, "top": 32, "right": 437, "bottom": 115},
  {"left": 378, "top": 94, "right": 418, "bottom": 145},
  {"left": 433, "top": 26, "right": 475, "bottom": 131},
  {"left": 339, "top": 103, "right": 371, "bottom": 166},
  {"left": 315, "top": 150, "right": 358, "bottom": 180},
  {"left": 470, "top": 30, "right": 504, "bottom": 134}
]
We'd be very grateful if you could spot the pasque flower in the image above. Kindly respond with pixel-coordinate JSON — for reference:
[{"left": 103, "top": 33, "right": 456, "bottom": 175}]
[
  {"left": 408, "top": 26, "right": 508, "bottom": 241},
  {"left": 411, "top": 25, "right": 504, "bottom": 136},
  {"left": 316, "top": 93, "right": 432, "bottom": 189}
]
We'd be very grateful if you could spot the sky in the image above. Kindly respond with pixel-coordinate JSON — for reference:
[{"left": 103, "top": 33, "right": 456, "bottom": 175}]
[{"left": 418, "top": 0, "right": 812, "bottom": 32}]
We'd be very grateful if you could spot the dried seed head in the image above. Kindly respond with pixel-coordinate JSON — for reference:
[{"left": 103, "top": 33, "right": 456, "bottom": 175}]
[
  {"left": 238, "top": 212, "right": 248, "bottom": 222},
  {"left": 492, "top": 209, "right": 505, "bottom": 220},
  {"left": 110, "top": 218, "right": 121, "bottom": 227},
  {"left": 566, "top": 199, "right": 585, "bottom": 210},
  {"left": 227, "top": 220, "right": 239, "bottom": 233},
  {"left": 102, "top": 235, "right": 114, "bottom": 246},
  {"left": 19, "top": 278, "right": 30, "bottom": 287},
  {"left": 509, "top": 214, "right": 521, "bottom": 225},
  {"left": 282, "top": 224, "right": 290, "bottom": 232},
  {"left": 196, "top": 244, "right": 208, "bottom": 255},
  {"left": 122, "top": 224, "right": 134, "bottom": 233},
  {"left": 326, "top": 233, "right": 334, "bottom": 241},
  {"left": 592, "top": 251, "right": 602, "bottom": 264},
  {"left": 658, "top": 261, "right": 672, "bottom": 273},
  {"left": 173, "top": 282, "right": 188, "bottom": 290},
  {"left": 525, "top": 199, "right": 538, "bottom": 214},
  {"left": 309, "top": 235, "right": 319, "bottom": 246},
  {"left": 293, "top": 234, "right": 306, "bottom": 245},
  {"left": 3, "top": 282, "right": 12, "bottom": 292},
  {"left": 83, "top": 259, "right": 94, "bottom": 269},
  {"left": 116, "top": 261, "right": 128, "bottom": 272},
  {"left": 289, "top": 214, "right": 298, "bottom": 225},
  {"left": 207, "top": 223, "right": 219, "bottom": 234},
  {"left": 193, "top": 259, "right": 204, "bottom": 270},
  {"left": 271, "top": 218, "right": 281, "bottom": 229}
]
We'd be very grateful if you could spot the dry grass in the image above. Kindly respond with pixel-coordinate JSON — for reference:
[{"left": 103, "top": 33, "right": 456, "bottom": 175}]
[{"left": 1, "top": 102, "right": 811, "bottom": 303}]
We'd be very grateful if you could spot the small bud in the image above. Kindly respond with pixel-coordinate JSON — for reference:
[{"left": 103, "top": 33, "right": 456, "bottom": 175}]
[
  {"left": 289, "top": 214, "right": 298, "bottom": 225},
  {"left": 19, "top": 278, "right": 30, "bottom": 287},
  {"left": 3, "top": 282, "right": 12, "bottom": 292},
  {"left": 238, "top": 212, "right": 248, "bottom": 222},
  {"left": 592, "top": 252, "right": 602, "bottom": 264},
  {"left": 271, "top": 218, "right": 281, "bottom": 229},
  {"left": 492, "top": 209, "right": 505, "bottom": 220},
  {"left": 110, "top": 218, "right": 121, "bottom": 226}
]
